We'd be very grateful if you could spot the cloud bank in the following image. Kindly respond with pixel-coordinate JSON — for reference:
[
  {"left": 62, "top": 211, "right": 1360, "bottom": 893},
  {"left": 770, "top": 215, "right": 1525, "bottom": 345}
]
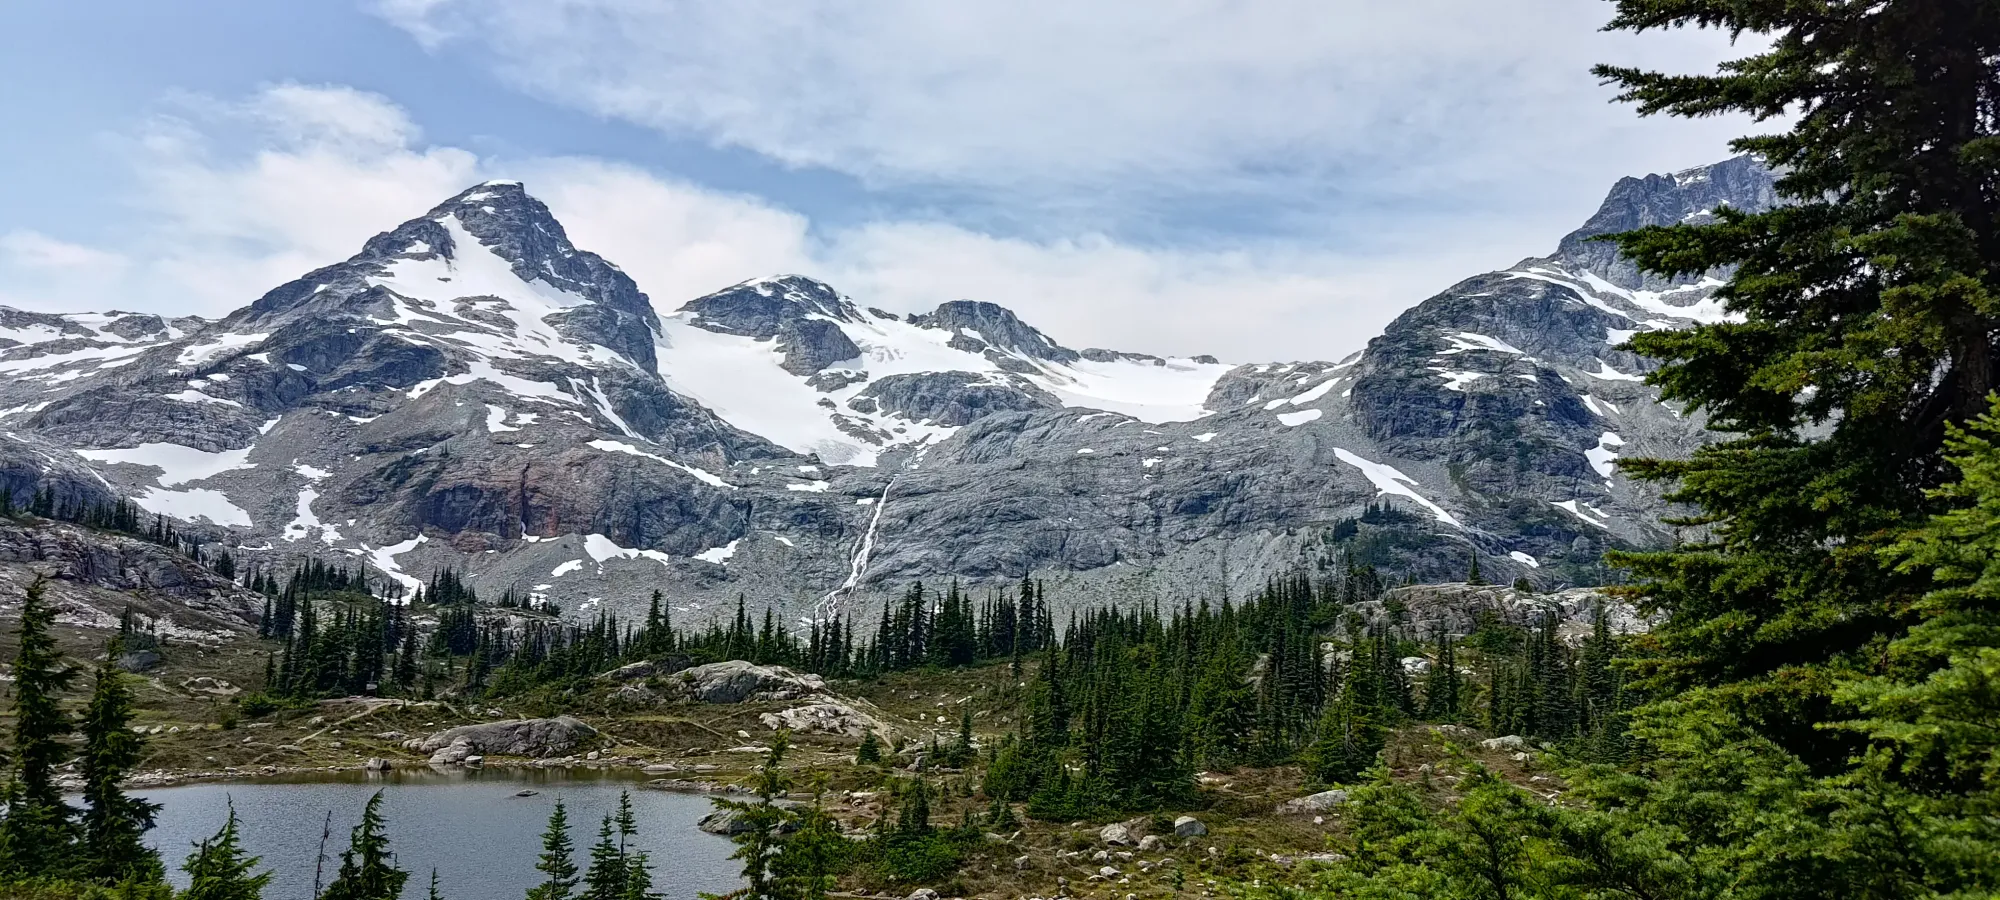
[{"left": 1, "top": 83, "right": 1569, "bottom": 360}]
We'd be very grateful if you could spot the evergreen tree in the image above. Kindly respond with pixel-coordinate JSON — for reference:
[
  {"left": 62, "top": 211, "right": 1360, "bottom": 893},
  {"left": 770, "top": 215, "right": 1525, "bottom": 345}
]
[
  {"left": 528, "top": 800, "right": 579, "bottom": 900},
  {"left": 1599, "top": 0, "right": 2000, "bottom": 768},
  {"left": 78, "top": 639, "right": 164, "bottom": 884},
  {"left": 771, "top": 787, "right": 844, "bottom": 900},
  {"left": 855, "top": 731, "right": 881, "bottom": 766},
  {"left": 583, "top": 815, "right": 626, "bottom": 900},
  {"left": 0, "top": 574, "right": 78, "bottom": 875},
  {"left": 318, "top": 792, "right": 407, "bottom": 900},
  {"left": 180, "top": 807, "right": 271, "bottom": 900},
  {"left": 710, "top": 733, "right": 795, "bottom": 900}
]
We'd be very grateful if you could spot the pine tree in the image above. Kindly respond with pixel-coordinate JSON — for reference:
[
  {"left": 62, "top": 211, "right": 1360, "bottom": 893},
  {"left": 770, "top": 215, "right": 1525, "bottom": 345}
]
[
  {"left": 0, "top": 574, "right": 78, "bottom": 875},
  {"left": 180, "top": 806, "right": 272, "bottom": 900},
  {"left": 78, "top": 639, "right": 164, "bottom": 884},
  {"left": 855, "top": 731, "right": 882, "bottom": 765},
  {"left": 318, "top": 792, "right": 407, "bottom": 900},
  {"left": 528, "top": 800, "right": 579, "bottom": 900}
]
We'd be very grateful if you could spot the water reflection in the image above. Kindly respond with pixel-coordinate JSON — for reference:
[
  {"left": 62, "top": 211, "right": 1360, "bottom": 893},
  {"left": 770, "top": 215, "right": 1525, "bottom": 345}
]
[{"left": 139, "top": 768, "right": 740, "bottom": 900}]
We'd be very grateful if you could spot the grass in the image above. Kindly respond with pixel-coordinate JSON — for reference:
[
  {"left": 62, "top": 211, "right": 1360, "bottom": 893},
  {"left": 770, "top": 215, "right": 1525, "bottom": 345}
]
[{"left": 0, "top": 611, "right": 1566, "bottom": 898}]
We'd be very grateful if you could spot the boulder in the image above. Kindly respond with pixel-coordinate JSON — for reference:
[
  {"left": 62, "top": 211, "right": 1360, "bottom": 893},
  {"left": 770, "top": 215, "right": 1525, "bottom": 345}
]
[
  {"left": 428, "top": 740, "right": 472, "bottom": 766},
  {"left": 1480, "top": 735, "right": 1528, "bottom": 752},
  {"left": 906, "top": 890, "right": 940, "bottom": 900},
  {"left": 1100, "top": 823, "right": 1134, "bottom": 846},
  {"left": 1137, "top": 835, "right": 1165, "bottom": 852},
  {"left": 697, "top": 801, "right": 803, "bottom": 835},
  {"left": 757, "top": 702, "right": 884, "bottom": 738},
  {"left": 599, "top": 654, "right": 694, "bottom": 682},
  {"left": 405, "top": 716, "right": 598, "bottom": 759},
  {"left": 116, "top": 649, "right": 162, "bottom": 673},
  {"left": 1173, "top": 815, "right": 1207, "bottom": 838},
  {"left": 364, "top": 757, "right": 391, "bottom": 772},
  {"left": 670, "top": 661, "right": 827, "bottom": 704},
  {"left": 1279, "top": 789, "right": 1348, "bottom": 814}
]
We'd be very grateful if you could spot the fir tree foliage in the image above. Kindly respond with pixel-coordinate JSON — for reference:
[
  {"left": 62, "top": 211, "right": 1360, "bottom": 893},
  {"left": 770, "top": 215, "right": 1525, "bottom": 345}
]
[
  {"left": 318, "top": 792, "right": 408, "bottom": 900},
  {"left": 180, "top": 806, "right": 272, "bottom": 900}
]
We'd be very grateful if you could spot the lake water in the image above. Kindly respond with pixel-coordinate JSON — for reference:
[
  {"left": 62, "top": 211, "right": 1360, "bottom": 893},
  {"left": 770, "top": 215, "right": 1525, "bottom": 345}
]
[{"left": 138, "top": 769, "right": 742, "bottom": 900}]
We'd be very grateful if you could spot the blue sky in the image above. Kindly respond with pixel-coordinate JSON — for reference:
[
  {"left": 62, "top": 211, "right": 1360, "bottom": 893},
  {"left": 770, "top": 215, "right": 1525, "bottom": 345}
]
[{"left": 0, "top": 0, "right": 1754, "bottom": 360}]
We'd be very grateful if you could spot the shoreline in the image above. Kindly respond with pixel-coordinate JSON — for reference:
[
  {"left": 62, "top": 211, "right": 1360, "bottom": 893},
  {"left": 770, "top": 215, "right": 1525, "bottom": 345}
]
[{"left": 111, "top": 758, "right": 756, "bottom": 795}]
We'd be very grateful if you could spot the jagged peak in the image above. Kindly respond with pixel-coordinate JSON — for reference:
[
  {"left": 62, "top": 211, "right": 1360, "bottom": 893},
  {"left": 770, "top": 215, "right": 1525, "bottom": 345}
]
[
  {"left": 910, "top": 300, "right": 1078, "bottom": 363},
  {"left": 678, "top": 274, "right": 865, "bottom": 341}
]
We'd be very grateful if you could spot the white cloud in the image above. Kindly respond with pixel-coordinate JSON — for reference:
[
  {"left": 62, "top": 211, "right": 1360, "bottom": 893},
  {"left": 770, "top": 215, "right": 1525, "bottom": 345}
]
[
  {"left": 0, "top": 83, "right": 1507, "bottom": 359},
  {"left": 0, "top": 85, "right": 477, "bottom": 319},
  {"left": 0, "top": 231, "right": 127, "bottom": 272},
  {"left": 373, "top": 0, "right": 1754, "bottom": 222}
]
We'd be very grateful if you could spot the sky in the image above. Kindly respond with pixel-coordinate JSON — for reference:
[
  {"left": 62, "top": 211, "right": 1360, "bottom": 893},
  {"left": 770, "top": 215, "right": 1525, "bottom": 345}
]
[{"left": 0, "top": 0, "right": 1758, "bottom": 362}]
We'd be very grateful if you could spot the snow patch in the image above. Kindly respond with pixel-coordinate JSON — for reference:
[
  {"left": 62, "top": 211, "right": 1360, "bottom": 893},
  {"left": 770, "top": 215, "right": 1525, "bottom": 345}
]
[
  {"left": 1586, "top": 359, "right": 1645, "bottom": 382},
  {"left": 1332, "top": 448, "right": 1462, "bottom": 528},
  {"left": 583, "top": 533, "right": 672, "bottom": 569},
  {"left": 586, "top": 439, "right": 732, "bottom": 489},
  {"left": 1277, "top": 409, "right": 1322, "bottom": 427},
  {"left": 1440, "top": 332, "right": 1525, "bottom": 355},
  {"left": 76, "top": 443, "right": 255, "bottom": 487},
  {"left": 694, "top": 540, "right": 740, "bottom": 565},
  {"left": 484, "top": 404, "right": 518, "bottom": 433}
]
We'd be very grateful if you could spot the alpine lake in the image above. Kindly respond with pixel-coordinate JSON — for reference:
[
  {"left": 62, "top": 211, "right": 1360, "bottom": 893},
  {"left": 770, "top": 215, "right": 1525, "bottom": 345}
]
[{"left": 138, "top": 767, "right": 741, "bottom": 900}]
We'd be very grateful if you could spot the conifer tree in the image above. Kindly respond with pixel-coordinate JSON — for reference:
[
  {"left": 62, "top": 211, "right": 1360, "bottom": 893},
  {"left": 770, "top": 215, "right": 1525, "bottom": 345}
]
[
  {"left": 318, "top": 792, "right": 407, "bottom": 900},
  {"left": 855, "top": 731, "right": 882, "bottom": 765},
  {"left": 710, "top": 733, "right": 794, "bottom": 900},
  {"left": 78, "top": 638, "right": 163, "bottom": 884},
  {"left": 582, "top": 815, "right": 625, "bottom": 900},
  {"left": 1599, "top": 0, "right": 2000, "bottom": 766},
  {"left": 0, "top": 574, "right": 78, "bottom": 875},
  {"left": 181, "top": 806, "right": 271, "bottom": 900},
  {"left": 527, "top": 800, "right": 579, "bottom": 900},
  {"left": 771, "top": 785, "right": 843, "bottom": 900}
]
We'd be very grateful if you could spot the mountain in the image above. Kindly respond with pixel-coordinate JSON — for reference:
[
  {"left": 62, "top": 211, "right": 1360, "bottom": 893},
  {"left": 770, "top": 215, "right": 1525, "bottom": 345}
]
[{"left": 0, "top": 158, "right": 1776, "bottom": 622}]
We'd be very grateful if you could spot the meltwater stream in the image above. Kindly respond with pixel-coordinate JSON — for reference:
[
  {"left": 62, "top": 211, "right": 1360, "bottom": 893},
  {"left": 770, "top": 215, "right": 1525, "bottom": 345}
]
[{"left": 138, "top": 769, "right": 740, "bottom": 900}]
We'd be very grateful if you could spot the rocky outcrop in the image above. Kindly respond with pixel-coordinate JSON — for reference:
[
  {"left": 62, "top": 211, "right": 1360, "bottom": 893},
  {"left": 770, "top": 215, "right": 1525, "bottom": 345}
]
[
  {"left": 852, "top": 372, "right": 1057, "bottom": 426},
  {"left": 669, "top": 661, "right": 826, "bottom": 704},
  {"left": 1351, "top": 583, "right": 1650, "bottom": 641},
  {"left": 406, "top": 716, "right": 599, "bottom": 759},
  {"left": 910, "top": 300, "right": 1079, "bottom": 364},
  {"left": 599, "top": 655, "right": 696, "bottom": 682},
  {"left": 757, "top": 701, "right": 885, "bottom": 738},
  {"left": 0, "top": 521, "right": 261, "bottom": 640},
  {"left": 697, "top": 800, "right": 804, "bottom": 835},
  {"left": 1279, "top": 789, "right": 1348, "bottom": 814}
]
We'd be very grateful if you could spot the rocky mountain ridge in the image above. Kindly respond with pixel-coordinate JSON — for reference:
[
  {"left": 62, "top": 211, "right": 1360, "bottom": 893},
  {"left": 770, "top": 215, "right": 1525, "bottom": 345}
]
[{"left": 0, "top": 157, "right": 1776, "bottom": 623}]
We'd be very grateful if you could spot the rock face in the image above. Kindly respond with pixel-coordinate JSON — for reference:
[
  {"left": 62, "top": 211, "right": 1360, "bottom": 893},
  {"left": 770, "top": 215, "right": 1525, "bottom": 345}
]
[
  {"left": 0, "top": 521, "right": 261, "bottom": 642},
  {"left": 407, "top": 716, "right": 599, "bottom": 759},
  {"left": 670, "top": 661, "right": 827, "bottom": 704},
  {"left": 0, "top": 159, "right": 1774, "bottom": 626}
]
